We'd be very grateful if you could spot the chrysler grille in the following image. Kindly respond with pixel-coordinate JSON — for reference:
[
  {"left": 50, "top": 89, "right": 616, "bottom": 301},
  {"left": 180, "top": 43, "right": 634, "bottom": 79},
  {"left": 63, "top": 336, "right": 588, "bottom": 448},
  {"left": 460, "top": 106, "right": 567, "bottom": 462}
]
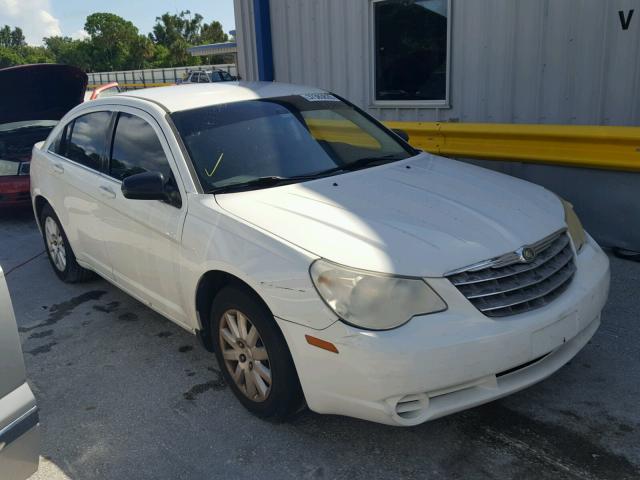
[{"left": 446, "top": 231, "right": 576, "bottom": 317}]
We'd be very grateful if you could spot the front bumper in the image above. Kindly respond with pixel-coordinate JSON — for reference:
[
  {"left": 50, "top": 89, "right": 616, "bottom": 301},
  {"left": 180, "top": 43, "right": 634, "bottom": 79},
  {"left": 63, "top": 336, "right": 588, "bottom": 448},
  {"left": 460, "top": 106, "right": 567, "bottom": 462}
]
[{"left": 277, "top": 236, "right": 610, "bottom": 426}]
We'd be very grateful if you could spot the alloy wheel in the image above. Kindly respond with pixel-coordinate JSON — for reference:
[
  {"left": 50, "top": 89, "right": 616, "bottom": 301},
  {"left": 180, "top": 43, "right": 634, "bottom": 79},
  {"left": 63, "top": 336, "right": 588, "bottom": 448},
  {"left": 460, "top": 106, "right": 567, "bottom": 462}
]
[
  {"left": 45, "top": 217, "right": 67, "bottom": 272},
  {"left": 219, "top": 309, "right": 272, "bottom": 402}
]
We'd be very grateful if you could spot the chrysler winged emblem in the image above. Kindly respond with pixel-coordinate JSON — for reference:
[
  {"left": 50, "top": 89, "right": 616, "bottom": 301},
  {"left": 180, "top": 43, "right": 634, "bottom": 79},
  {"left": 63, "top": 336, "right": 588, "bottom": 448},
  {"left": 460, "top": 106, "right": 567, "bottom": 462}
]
[{"left": 521, "top": 247, "right": 536, "bottom": 263}]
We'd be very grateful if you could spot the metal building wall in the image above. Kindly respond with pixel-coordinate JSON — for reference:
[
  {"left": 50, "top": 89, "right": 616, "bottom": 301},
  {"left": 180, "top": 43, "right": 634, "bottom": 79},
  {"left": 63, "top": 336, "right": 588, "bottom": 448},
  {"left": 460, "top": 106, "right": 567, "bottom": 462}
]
[
  {"left": 234, "top": 0, "right": 259, "bottom": 81},
  {"left": 236, "top": 0, "right": 640, "bottom": 126}
]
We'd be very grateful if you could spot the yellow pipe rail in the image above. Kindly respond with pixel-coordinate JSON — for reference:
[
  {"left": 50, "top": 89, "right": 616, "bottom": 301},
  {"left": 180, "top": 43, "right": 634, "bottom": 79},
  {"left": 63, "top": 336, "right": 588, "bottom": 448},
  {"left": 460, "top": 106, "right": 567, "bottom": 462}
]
[{"left": 384, "top": 122, "right": 640, "bottom": 172}]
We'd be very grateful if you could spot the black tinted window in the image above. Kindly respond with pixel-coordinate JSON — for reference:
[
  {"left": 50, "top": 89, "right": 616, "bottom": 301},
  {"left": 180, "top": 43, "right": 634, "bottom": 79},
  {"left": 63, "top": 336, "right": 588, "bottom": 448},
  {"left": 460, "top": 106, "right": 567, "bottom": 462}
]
[
  {"left": 48, "top": 125, "right": 66, "bottom": 155},
  {"left": 109, "top": 113, "right": 171, "bottom": 181},
  {"left": 374, "top": 0, "right": 449, "bottom": 102},
  {"left": 65, "top": 112, "right": 111, "bottom": 170}
]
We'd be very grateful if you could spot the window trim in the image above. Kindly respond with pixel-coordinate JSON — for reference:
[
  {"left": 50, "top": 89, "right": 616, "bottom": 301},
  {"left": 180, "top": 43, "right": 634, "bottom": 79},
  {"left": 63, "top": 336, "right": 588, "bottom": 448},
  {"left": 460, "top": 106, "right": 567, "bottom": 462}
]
[{"left": 369, "top": 0, "right": 452, "bottom": 109}]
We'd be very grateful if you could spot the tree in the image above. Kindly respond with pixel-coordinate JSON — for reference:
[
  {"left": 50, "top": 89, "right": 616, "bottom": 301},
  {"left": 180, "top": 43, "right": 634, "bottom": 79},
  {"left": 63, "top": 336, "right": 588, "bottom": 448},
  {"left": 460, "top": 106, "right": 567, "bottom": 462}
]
[
  {"left": 150, "top": 11, "right": 228, "bottom": 66},
  {"left": 0, "top": 25, "right": 54, "bottom": 67},
  {"left": 0, "top": 11, "right": 229, "bottom": 71},
  {"left": 128, "top": 35, "right": 155, "bottom": 70},
  {"left": 151, "top": 10, "right": 202, "bottom": 47},
  {"left": 84, "top": 13, "right": 149, "bottom": 71},
  {"left": 200, "top": 21, "right": 228, "bottom": 45},
  {"left": 0, "top": 25, "right": 26, "bottom": 49},
  {"left": 43, "top": 36, "right": 91, "bottom": 70},
  {"left": 0, "top": 46, "right": 24, "bottom": 67},
  {"left": 20, "top": 45, "right": 55, "bottom": 64}
]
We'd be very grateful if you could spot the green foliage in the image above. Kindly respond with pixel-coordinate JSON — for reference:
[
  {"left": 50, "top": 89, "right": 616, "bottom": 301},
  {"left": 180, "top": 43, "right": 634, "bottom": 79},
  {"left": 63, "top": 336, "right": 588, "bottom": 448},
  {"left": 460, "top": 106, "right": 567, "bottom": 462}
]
[
  {"left": 0, "top": 26, "right": 26, "bottom": 48},
  {"left": 0, "top": 9, "right": 229, "bottom": 72},
  {"left": 149, "top": 10, "right": 228, "bottom": 67},
  {"left": 0, "top": 46, "right": 24, "bottom": 68},
  {"left": 84, "top": 13, "right": 152, "bottom": 71},
  {"left": 44, "top": 37, "right": 91, "bottom": 70},
  {"left": 0, "top": 26, "right": 55, "bottom": 67},
  {"left": 200, "top": 21, "right": 228, "bottom": 45}
]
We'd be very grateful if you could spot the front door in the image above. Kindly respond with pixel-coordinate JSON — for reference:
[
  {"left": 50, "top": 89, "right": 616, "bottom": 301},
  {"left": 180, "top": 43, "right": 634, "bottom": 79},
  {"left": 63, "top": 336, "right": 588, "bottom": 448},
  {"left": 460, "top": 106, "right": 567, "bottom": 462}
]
[{"left": 97, "top": 108, "right": 189, "bottom": 326}]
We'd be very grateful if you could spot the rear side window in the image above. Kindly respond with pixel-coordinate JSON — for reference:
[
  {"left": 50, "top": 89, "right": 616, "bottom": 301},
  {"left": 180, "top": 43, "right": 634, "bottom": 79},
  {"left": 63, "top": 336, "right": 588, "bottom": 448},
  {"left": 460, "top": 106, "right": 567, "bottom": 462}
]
[
  {"left": 63, "top": 111, "right": 111, "bottom": 170},
  {"left": 109, "top": 112, "right": 172, "bottom": 181}
]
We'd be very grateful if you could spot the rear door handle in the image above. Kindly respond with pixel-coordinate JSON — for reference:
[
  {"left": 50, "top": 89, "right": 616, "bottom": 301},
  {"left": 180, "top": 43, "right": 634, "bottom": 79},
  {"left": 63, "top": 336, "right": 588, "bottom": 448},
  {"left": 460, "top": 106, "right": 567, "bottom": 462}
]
[
  {"left": 99, "top": 185, "right": 116, "bottom": 199},
  {"left": 51, "top": 163, "right": 64, "bottom": 174}
]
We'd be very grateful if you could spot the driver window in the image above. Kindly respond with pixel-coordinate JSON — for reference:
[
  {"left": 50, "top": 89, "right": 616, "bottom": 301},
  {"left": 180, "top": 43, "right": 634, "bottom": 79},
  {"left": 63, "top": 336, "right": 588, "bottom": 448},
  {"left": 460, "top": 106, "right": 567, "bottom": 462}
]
[{"left": 108, "top": 112, "right": 172, "bottom": 182}]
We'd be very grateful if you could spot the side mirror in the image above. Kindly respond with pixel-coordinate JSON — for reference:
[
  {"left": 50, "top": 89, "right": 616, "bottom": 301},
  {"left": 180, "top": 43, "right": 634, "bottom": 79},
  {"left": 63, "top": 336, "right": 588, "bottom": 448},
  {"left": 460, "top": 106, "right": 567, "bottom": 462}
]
[
  {"left": 392, "top": 128, "right": 410, "bottom": 142},
  {"left": 121, "top": 171, "right": 167, "bottom": 201}
]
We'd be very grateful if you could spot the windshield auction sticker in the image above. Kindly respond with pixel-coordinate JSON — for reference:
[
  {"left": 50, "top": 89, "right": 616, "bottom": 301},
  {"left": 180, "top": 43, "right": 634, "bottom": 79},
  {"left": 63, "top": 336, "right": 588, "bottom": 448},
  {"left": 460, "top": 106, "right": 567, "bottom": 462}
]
[{"left": 300, "top": 93, "right": 340, "bottom": 102}]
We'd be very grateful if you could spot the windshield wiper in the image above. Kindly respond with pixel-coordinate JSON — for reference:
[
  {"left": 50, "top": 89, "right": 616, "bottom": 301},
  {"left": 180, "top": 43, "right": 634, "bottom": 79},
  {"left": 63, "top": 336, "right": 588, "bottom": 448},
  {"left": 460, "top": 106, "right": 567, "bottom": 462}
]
[
  {"left": 210, "top": 175, "right": 320, "bottom": 194},
  {"left": 286, "top": 154, "right": 405, "bottom": 181},
  {"left": 209, "top": 155, "right": 406, "bottom": 194},
  {"left": 340, "top": 154, "right": 405, "bottom": 172}
]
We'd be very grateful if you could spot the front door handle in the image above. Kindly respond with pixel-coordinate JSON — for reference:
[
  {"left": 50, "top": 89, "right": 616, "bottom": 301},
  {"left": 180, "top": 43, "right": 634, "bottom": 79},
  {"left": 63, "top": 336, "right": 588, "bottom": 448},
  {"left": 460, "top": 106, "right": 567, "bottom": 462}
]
[
  {"left": 99, "top": 185, "right": 116, "bottom": 199},
  {"left": 51, "top": 163, "right": 64, "bottom": 174}
]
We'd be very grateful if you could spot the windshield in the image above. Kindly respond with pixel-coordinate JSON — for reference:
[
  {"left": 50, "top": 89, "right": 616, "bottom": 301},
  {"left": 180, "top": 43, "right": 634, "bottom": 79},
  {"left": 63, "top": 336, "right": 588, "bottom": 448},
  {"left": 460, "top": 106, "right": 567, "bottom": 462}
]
[{"left": 171, "top": 94, "right": 415, "bottom": 192}]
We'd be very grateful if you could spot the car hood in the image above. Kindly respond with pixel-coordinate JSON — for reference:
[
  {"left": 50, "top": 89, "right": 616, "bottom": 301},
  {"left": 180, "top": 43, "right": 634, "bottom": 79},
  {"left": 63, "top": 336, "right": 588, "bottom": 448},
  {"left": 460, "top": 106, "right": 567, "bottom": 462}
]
[
  {"left": 215, "top": 154, "right": 566, "bottom": 277},
  {"left": 0, "top": 64, "right": 87, "bottom": 124}
]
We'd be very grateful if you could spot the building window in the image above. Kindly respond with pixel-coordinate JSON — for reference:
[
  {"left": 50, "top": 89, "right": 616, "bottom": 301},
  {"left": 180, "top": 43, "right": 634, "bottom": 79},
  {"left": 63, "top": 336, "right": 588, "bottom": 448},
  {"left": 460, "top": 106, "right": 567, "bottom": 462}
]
[{"left": 373, "top": 0, "right": 450, "bottom": 105}]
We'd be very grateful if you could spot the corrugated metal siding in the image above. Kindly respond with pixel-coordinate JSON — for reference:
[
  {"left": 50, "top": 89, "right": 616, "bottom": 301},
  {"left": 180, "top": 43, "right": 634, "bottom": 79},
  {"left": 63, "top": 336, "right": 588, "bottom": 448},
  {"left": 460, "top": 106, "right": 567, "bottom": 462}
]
[
  {"left": 234, "top": 0, "right": 259, "bottom": 81},
  {"left": 235, "top": 0, "right": 640, "bottom": 126}
]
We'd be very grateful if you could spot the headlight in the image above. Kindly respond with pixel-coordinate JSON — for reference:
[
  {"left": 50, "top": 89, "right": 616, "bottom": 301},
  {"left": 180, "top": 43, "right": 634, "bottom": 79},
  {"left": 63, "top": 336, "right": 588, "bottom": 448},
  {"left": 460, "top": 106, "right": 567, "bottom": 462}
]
[
  {"left": 561, "top": 199, "right": 586, "bottom": 252},
  {"left": 310, "top": 259, "right": 447, "bottom": 330}
]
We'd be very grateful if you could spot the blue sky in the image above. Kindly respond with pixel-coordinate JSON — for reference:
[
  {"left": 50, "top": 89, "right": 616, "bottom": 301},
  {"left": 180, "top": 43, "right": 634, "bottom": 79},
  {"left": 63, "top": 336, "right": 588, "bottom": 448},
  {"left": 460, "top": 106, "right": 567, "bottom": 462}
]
[{"left": 0, "top": 0, "right": 236, "bottom": 45}]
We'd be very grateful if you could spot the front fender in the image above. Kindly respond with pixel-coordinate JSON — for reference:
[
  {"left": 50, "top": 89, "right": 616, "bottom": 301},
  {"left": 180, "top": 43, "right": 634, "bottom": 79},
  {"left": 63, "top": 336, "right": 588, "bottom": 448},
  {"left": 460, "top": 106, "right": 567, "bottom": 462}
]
[{"left": 181, "top": 197, "right": 338, "bottom": 331}]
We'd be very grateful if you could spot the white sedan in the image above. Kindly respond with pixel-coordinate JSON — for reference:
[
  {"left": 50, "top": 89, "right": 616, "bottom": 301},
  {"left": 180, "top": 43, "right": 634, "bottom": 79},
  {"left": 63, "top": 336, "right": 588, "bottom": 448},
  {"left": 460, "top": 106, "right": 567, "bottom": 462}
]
[{"left": 30, "top": 82, "right": 610, "bottom": 426}]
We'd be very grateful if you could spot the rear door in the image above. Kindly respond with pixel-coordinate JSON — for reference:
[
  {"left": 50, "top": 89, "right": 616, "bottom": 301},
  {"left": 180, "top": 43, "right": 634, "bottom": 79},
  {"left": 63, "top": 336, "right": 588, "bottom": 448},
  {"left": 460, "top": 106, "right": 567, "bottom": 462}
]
[
  {"left": 46, "top": 111, "right": 114, "bottom": 279},
  {"left": 98, "top": 107, "right": 189, "bottom": 326},
  {"left": 0, "top": 268, "right": 39, "bottom": 479}
]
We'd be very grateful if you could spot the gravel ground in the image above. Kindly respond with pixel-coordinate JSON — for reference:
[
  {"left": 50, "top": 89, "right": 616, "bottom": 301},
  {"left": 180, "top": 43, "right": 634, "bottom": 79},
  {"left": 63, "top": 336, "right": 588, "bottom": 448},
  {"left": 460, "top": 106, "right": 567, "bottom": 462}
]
[{"left": 1, "top": 206, "right": 638, "bottom": 480}]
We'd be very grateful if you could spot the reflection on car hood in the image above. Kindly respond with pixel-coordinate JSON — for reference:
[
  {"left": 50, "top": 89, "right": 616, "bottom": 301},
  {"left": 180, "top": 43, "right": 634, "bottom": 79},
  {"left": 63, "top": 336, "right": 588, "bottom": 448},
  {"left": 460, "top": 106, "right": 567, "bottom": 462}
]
[
  {"left": 0, "top": 64, "right": 87, "bottom": 124},
  {"left": 216, "top": 153, "right": 566, "bottom": 277}
]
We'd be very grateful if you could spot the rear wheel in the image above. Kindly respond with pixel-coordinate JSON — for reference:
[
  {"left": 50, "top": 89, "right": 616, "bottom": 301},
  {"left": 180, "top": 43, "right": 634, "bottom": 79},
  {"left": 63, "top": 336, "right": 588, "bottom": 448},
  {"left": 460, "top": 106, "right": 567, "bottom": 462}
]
[
  {"left": 210, "top": 285, "right": 303, "bottom": 419},
  {"left": 40, "top": 204, "right": 93, "bottom": 283}
]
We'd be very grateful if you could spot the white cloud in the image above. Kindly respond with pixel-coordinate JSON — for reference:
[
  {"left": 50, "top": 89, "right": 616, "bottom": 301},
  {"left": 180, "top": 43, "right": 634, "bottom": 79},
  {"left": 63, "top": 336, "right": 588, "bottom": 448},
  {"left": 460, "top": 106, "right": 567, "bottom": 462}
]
[
  {"left": 71, "top": 29, "right": 88, "bottom": 40},
  {"left": 0, "top": 0, "right": 62, "bottom": 44}
]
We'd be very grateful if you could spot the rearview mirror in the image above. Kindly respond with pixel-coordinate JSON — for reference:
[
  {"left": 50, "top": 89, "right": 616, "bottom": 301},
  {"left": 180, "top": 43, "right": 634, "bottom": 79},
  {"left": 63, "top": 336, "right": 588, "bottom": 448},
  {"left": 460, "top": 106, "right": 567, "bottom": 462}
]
[
  {"left": 392, "top": 128, "right": 410, "bottom": 142},
  {"left": 121, "top": 171, "right": 167, "bottom": 201}
]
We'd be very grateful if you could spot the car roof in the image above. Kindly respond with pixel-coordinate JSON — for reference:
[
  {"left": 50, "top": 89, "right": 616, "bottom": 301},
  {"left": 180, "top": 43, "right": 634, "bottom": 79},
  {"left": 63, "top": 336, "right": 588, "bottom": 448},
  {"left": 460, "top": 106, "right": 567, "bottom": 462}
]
[{"left": 118, "top": 81, "right": 328, "bottom": 113}]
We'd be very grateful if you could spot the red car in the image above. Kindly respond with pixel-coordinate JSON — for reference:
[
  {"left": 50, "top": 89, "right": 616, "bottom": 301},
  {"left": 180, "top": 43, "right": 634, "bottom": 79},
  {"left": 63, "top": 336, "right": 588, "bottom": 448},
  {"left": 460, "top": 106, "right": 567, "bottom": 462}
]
[{"left": 0, "top": 64, "right": 86, "bottom": 207}]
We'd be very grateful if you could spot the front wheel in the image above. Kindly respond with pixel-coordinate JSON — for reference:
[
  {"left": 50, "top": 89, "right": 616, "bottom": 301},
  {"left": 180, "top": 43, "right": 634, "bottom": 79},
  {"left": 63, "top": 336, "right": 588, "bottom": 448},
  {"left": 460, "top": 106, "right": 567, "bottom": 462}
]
[{"left": 210, "top": 285, "right": 303, "bottom": 419}]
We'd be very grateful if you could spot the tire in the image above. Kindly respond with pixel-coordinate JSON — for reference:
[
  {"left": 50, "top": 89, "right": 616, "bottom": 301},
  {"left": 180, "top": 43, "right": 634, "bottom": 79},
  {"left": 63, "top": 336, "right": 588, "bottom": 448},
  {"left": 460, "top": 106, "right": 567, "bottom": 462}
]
[
  {"left": 210, "top": 285, "right": 303, "bottom": 419},
  {"left": 40, "top": 204, "right": 94, "bottom": 283}
]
